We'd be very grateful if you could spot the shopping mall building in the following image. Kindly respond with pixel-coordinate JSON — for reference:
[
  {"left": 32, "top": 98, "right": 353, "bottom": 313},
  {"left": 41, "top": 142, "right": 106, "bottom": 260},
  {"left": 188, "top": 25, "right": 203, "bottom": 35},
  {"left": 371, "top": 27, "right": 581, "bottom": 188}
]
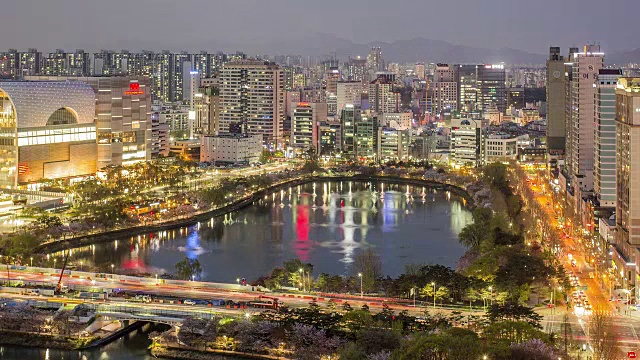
[{"left": 0, "top": 81, "right": 97, "bottom": 188}]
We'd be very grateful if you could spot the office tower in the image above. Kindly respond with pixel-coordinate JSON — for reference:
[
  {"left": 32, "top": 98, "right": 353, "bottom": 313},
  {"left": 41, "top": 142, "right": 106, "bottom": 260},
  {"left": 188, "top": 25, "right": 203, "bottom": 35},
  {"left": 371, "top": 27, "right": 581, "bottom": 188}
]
[
  {"left": 355, "top": 112, "right": 376, "bottom": 158},
  {"left": 327, "top": 93, "right": 338, "bottom": 117},
  {"left": 415, "top": 63, "right": 426, "bottom": 80},
  {"left": 152, "top": 51, "right": 173, "bottom": 103},
  {"left": 369, "top": 76, "right": 399, "bottom": 114},
  {"left": 563, "top": 47, "right": 579, "bottom": 181},
  {"left": 337, "top": 81, "right": 362, "bottom": 115},
  {"left": 507, "top": 87, "right": 525, "bottom": 110},
  {"left": 450, "top": 118, "right": 485, "bottom": 167},
  {"left": 477, "top": 64, "right": 506, "bottom": 113},
  {"left": 319, "top": 122, "right": 340, "bottom": 155},
  {"left": 594, "top": 69, "right": 621, "bottom": 208},
  {"left": 568, "top": 44, "right": 604, "bottom": 192},
  {"left": 458, "top": 65, "right": 478, "bottom": 112},
  {"left": 150, "top": 110, "right": 170, "bottom": 158},
  {"left": 325, "top": 68, "right": 340, "bottom": 95},
  {"left": 189, "top": 70, "right": 202, "bottom": 139},
  {"left": 433, "top": 64, "right": 458, "bottom": 117},
  {"left": 614, "top": 77, "right": 640, "bottom": 293},
  {"left": 546, "top": 47, "right": 567, "bottom": 155},
  {"left": 219, "top": 60, "right": 285, "bottom": 147},
  {"left": 193, "top": 86, "right": 220, "bottom": 137},
  {"left": 291, "top": 102, "right": 317, "bottom": 152},
  {"left": 0, "top": 81, "right": 97, "bottom": 188},
  {"left": 341, "top": 105, "right": 357, "bottom": 155},
  {"left": 377, "top": 128, "right": 411, "bottom": 161}
]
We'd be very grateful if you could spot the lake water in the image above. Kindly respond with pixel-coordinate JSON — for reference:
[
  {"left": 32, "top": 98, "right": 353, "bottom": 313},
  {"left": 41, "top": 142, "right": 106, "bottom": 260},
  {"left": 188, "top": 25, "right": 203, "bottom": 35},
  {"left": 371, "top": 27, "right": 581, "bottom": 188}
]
[{"left": 52, "top": 180, "right": 473, "bottom": 282}]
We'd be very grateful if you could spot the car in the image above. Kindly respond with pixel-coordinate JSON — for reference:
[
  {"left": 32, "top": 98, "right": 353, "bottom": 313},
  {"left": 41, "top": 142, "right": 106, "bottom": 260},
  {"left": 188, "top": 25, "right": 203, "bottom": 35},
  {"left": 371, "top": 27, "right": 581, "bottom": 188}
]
[{"left": 183, "top": 299, "right": 196, "bottom": 305}]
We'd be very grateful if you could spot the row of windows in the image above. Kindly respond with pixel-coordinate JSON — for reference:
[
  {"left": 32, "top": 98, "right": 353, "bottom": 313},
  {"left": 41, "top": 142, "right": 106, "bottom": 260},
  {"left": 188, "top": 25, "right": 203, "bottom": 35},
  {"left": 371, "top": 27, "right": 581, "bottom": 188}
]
[{"left": 17, "top": 131, "right": 96, "bottom": 146}]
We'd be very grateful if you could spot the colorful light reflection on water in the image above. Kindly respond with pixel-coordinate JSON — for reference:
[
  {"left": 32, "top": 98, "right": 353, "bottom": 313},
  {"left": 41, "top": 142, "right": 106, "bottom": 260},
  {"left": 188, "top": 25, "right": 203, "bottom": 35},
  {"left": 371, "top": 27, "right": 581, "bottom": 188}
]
[{"left": 51, "top": 181, "right": 473, "bottom": 282}]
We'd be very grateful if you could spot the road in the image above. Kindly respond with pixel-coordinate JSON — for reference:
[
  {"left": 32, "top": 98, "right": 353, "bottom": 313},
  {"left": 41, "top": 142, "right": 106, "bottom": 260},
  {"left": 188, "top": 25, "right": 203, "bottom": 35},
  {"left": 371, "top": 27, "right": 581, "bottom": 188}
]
[
  {"left": 0, "top": 266, "right": 441, "bottom": 317},
  {"left": 518, "top": 164, "right": 639, "bottom": 355}
]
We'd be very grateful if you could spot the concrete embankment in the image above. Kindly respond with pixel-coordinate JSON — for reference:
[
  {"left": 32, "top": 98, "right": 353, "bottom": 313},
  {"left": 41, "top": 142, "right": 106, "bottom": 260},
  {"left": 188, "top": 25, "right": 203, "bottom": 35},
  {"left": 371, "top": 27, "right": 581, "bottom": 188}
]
[{"left": 35, "top": 174, "right": 473, "bottom": 254}]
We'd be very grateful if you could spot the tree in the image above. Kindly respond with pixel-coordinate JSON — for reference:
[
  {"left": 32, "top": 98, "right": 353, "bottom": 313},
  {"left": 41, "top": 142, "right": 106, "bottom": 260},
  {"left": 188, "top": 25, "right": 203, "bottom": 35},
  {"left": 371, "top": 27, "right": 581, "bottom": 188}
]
[
  {"left": 486, "top": 302, "right": 543, "bottom": 329},
  {"left": 288, "top": 323, "right": 343, "bottom": 360},
  {"left": 342, "top": 309, "right": 373, "bottom": 333},
  {"left": 589, "top": 312, "right": 621, "bottom": 360},
  {"left": 458, "top": 222, "right": 488, "bottom": 248},
  {"left": 174, "top": 257, "right": 203, "bottom": 280},
  {"left": 510, "top": 339, "right": 557, "bottom": 360},
  {"left": 483, "top": 321, "right": 549, "bottom": 345},
  {"left": 421, "top": 284, "right": 448, "bottom": 305},
  {"left": 352, "top": 248, "right": 383, "bottom": 293}
]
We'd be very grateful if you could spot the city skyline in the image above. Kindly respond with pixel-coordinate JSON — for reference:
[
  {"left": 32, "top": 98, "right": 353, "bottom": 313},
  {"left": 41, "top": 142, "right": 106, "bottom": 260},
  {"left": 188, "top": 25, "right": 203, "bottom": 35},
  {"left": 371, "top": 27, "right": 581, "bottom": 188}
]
[{"left": 3, "top": 0, "right": 640, "bottom": 56}]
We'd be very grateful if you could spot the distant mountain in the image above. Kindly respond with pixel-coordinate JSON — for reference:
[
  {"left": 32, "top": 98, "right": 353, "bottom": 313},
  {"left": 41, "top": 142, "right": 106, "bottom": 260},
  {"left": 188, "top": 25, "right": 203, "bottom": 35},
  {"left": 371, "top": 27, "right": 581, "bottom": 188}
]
[
  {"left": 607, "top": 48, "right": 640, "bottom": 65},
  {"left": 246, "top": 34, "right": 547, "bottom": 64}
]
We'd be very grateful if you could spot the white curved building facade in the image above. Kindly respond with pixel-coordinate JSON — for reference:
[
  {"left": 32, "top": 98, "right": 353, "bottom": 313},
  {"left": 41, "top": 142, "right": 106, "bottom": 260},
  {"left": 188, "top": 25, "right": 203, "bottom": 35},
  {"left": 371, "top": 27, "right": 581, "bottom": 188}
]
[{"left": 0, "top": 81, "right": 97, "bottom": 188}]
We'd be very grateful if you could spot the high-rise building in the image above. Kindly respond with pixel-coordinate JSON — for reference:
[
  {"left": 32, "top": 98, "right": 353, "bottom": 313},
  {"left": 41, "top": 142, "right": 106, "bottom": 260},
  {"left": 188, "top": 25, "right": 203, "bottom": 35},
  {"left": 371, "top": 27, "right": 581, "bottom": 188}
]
[
  {"left": 546, "top": 47, "right": 567, "bottom": 155},
  {"left": 369, "top": 76, "right": 399, "bottom": 114},
  {"left": 66, "top": 49, "right": 91, "bottom": 76},
  {"left": 568, "top": 44, "right": 604, "bottom": 193},
  {"left": 291, "top": 102, "right": 318, "bottom": 152},
  {"left": 347, "top": 57, "right": 367, "bottom": 83},
  {"left": 507, "top": 87, "right": 525, "bottom": 110},
  {"left": 477, "top": 64, "right": 506, "bottom": 113},
  {"left": 377, "top": 128, "right": 411, "bottom": 161},
  {"left": 433, "top": 64, "right": 458, "bottom": 117},
  {"left": 355, "top": 112, "right": 376, "bottom": 159},
  {"left": 336, "top": 81, "right": 362, "bottom": 115},
  {"left": 594, "top": 69, "right": 621, "bottom": 208},
  {"left": 341, "top": 105, "right": 357, "bottom": 156},
  {"left": 450, "top": 118, "right": 485, "bottom": 167},
  {"left": 367, "top": 47, "right": 385, "bottom": 79},
  {"left": 0, "top": 49, "right": 18, "bottom": 79},
  {"left": 614, "top": 77, "right": 640, "bottom": 296},
  {"left": 42, "top": 49, "right": 67, "bottom": 76},
  {"left": 219, "top": 60, "right": 284, "bottom": 147},
  {"left": 458, "top": 65, "right": 478, "bottom": 112},
  {"left": 19, "top": 49, "right": 42, "bottom": 77},
  {"left": 415, "top": 63, "right": 426, "bottom": 80}
]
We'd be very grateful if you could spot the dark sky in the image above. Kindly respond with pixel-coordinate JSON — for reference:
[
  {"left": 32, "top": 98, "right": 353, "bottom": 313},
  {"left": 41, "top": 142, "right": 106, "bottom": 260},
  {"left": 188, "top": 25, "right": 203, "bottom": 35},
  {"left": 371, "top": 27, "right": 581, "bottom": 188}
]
[{"left": 3, "top": 0, "right": 639, "bottom": 55}]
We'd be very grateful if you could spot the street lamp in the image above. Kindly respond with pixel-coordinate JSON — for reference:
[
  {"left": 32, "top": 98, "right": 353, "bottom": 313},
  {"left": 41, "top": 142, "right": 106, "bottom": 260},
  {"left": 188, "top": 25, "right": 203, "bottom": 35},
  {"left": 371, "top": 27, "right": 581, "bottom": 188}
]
[
  {"left": 358, "top": 273, "right": 363, "bottom": 298},
  {"left": 110, "top": 264, "right": 114, "bottom": 275},
  {"left": 155, "top": 274, "right": 158, "bottom": 284},
  {"left": 299, "top": 268, "right": 305, "bottom": 292},
  {"left": 236, "top": 278, "right": 240, "bottom": 285},
  {"left": 432, "top": 282, "right": 436, "bottom": 309},
  {"left": 30, "top": 257, "right": 33, "bottom": 267},
  {"left": 79, "top": 261, "right": 83, "bottom": 272}
]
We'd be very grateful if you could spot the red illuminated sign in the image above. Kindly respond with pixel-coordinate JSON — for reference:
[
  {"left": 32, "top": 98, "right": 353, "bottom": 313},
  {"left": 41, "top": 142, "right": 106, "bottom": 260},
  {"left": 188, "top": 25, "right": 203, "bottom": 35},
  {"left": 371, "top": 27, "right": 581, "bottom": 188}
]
[
  {"left": 17, "top": 164, "right": 29, "bottom": 175},
  {"left": 628, "top": 352, "right": 637, "bottom": 359},
  {"left": 125, "top": 82, "right": 144, "bottom": 95}
]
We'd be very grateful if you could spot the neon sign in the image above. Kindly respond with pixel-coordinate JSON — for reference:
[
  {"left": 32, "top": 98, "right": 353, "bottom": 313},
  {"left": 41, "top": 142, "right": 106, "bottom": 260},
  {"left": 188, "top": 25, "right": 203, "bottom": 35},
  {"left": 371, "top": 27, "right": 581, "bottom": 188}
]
[{"left": 125, "top": 83, "right": 144, "bottom": 95}]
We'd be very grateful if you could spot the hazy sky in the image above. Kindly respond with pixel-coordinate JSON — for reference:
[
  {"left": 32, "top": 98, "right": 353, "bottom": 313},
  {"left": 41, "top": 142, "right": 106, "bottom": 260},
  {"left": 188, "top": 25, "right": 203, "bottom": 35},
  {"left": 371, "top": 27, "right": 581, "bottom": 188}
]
[{"left": 3, "top": 0, "right": 639, "bottom": 54}]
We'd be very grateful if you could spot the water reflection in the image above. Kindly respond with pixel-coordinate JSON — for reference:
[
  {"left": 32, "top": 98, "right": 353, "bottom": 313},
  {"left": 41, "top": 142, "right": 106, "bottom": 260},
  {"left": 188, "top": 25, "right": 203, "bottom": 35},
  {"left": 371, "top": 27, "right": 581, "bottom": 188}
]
[{"left": 50, "top": 181, "right": 473, "bottom": 282}]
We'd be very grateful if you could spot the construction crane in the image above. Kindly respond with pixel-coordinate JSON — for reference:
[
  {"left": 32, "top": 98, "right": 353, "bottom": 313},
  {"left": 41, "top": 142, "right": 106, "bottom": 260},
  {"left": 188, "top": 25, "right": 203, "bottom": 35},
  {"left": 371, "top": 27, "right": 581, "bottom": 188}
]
[{"left": 55, "top": 251, "right": 70, "bottom": 295}]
